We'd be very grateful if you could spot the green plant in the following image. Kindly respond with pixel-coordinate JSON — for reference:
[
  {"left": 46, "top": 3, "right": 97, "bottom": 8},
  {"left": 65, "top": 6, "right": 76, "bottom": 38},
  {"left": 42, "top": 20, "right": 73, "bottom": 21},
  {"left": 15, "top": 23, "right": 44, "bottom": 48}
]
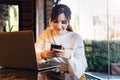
[{"left": 84, "top": 40, "right": 120, "bottom": 73}]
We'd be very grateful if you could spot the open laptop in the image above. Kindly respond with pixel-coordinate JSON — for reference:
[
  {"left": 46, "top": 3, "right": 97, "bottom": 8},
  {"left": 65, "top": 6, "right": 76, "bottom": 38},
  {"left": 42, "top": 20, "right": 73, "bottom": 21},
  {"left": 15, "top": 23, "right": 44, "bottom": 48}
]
[{"left": 0, "top": 30, "right": 59, "bottom": 71}]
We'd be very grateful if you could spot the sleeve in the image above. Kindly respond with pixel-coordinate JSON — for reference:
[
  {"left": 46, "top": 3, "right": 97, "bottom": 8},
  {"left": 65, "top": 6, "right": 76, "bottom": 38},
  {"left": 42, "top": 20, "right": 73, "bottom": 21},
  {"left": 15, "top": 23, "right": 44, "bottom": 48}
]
[
  {"left": 67, "top": 34, "right": 88, "bottom": 79},
  {"left": 35, "top": 28, "right": 52, "bottom": 52},
  {"left": 35, "top": 32, "right": 46, "bottom": 52},
  {"left": 35, "top": 28, "right": 54, "bottom": 60}
]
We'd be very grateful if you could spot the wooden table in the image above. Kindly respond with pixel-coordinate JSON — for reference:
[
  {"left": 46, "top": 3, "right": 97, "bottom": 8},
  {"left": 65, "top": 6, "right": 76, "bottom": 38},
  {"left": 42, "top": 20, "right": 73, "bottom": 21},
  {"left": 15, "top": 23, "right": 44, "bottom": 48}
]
[{"left": 0, "top": 68, "right": 60, "bottom": 80}]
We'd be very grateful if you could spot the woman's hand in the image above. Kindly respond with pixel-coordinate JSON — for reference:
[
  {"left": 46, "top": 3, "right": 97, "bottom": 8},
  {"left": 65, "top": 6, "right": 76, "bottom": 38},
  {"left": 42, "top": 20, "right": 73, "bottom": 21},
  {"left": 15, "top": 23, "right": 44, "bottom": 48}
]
[
  {"left": 41, "top": 50, "right": 55, "bottom": 59},
  {"left": 40, "top": 46, "right": 71, "bottom": 60},
  {"left": 52, "top": 47, "right": 71, "bottom": 60}
]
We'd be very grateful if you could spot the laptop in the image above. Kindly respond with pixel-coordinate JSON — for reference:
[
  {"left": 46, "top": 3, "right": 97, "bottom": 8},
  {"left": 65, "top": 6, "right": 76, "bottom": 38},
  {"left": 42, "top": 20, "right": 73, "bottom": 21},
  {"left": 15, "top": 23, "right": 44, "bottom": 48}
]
[{"left": 0, "top": 30, "right": 60, "bottom": 71}]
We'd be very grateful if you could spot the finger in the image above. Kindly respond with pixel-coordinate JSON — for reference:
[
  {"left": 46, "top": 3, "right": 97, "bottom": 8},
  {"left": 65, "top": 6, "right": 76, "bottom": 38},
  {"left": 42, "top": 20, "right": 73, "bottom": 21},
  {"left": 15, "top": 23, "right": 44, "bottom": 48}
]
[
  {"left": 52, "top": 49, "right": 64, "bottom": 53},
  {"left": 48, "top": 54, "right": 54, "bottom": 58},
  {"left": 60, "top": 44, "right": 65, "bottom": 50},
  {"left": 55, "top": 53, "right": 61, "bottom": 57}
]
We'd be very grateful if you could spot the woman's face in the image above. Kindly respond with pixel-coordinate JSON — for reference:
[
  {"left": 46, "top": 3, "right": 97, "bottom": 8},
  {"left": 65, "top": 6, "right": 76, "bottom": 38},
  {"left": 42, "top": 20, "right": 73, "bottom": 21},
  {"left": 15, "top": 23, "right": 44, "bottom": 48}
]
[{"left": 51, "top": 13, "right": 68, "bottom": 35}]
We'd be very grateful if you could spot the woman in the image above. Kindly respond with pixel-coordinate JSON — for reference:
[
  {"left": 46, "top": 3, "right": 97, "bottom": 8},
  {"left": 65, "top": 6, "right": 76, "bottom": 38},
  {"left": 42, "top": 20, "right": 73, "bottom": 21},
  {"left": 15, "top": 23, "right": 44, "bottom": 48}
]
[{"left": 35, "top": 4, "right": 87, "bottom": 80}]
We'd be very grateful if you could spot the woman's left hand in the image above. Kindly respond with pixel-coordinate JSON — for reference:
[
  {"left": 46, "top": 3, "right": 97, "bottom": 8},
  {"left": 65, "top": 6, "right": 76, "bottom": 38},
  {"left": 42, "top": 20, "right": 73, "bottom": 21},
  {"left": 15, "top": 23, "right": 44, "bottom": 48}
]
[{"left": 52, "top": 48, "right": 71, "bottom": 59}]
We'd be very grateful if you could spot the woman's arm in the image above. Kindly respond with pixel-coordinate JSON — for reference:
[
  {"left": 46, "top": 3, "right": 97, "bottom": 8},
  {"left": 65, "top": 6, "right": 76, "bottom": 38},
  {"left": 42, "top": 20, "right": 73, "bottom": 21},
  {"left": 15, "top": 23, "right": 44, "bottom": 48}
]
[{"left": 67, "top": 34, "right": 88, "bottom": 79}]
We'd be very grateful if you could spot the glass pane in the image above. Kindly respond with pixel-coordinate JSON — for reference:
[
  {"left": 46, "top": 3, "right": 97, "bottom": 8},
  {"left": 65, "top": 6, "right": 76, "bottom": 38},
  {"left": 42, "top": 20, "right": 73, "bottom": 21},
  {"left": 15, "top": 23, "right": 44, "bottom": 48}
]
[
  {"left": 108, "top": 0, "right": 120, "bottom": 79},
  {"left": 0, "top": 4, "right": 19, "bottom": 32},
  {"left": 60, "top": 0, "right": 109, "bottom": 79},
  {"left": 58, "top": 0, "right": 120, "bottom": 79},
  {"left": 6, "top": 5, "right": 19, "bottom": 32},
  {"left": 79, "top": 0, "right": 109, "bottom": 79}
]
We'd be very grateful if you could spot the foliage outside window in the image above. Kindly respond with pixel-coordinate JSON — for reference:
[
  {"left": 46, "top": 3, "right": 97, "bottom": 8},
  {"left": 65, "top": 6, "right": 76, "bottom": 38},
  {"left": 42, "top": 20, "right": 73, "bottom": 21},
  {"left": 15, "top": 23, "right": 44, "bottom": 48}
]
[
  {"left": 0, "top": 4, "right": 8, "bottom": 32},
  {"left": 0, "top": 4, "right": 19, "bottom": 32}
]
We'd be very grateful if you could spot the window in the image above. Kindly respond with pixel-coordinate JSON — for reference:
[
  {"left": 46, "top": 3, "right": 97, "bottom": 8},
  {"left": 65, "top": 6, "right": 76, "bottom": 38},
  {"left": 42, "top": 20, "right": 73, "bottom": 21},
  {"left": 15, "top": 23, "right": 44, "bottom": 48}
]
[
  {"left": 0, "top": 4, "right": 19, "bottom": 32},
  {"left": 59, "top": 0, "right": 120, "bottom": 79},
  {"left": 6, "top": 5, "right": 19, "bottom": 32}
]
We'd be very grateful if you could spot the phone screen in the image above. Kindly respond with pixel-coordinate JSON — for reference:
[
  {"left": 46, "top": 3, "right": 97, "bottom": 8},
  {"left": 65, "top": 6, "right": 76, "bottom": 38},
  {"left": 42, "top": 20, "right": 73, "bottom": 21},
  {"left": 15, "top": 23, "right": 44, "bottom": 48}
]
[{"left": 50, "top": 44, "right": 62, "bottom": 50}]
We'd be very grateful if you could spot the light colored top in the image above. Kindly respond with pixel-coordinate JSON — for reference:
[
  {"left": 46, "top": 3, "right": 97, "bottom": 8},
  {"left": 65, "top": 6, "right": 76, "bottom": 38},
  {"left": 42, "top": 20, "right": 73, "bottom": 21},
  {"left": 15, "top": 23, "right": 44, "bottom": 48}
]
[{"left": 35, "top": 28, "right": 87, "bottom": 79}]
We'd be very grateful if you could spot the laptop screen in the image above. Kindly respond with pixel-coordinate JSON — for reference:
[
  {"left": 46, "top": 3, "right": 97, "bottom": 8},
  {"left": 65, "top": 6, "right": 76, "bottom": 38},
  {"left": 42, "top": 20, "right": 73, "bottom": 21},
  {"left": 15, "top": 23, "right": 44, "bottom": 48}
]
[{"left": 0, "top": 30, "right": 38, "bottom": 70}]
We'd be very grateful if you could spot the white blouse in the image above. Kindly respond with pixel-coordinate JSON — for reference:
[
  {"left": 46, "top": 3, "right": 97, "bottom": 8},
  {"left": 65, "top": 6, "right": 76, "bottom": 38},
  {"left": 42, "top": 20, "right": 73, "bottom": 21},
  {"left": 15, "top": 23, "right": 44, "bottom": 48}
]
[{"left": 35, "top": 28, "right": 88, "bottom": 79}]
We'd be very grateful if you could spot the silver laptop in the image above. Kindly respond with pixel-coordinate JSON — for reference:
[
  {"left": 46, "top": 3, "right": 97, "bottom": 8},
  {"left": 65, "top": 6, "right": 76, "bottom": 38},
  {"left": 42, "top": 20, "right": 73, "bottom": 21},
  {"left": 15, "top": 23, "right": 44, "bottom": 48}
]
[{"left": 0, "top": 30, "right": 59, "bottom": 71}]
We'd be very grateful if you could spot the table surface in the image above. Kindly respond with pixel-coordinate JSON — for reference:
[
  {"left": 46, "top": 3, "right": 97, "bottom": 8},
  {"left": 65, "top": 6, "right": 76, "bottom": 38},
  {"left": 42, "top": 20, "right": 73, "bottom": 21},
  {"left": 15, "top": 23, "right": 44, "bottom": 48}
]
[
  {"left": 0, "top": 68, "right": 104, "bottom": 80},
  {"left": 0, "top": 68, "right": 60, "bottom": 80}
]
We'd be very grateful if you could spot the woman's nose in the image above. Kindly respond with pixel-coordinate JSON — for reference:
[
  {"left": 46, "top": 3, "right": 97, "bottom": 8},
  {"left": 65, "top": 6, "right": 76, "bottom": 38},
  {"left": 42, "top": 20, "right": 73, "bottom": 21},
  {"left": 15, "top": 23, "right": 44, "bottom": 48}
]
[{"left": 57, "top": 22, "right": 62, "bottom": 28}]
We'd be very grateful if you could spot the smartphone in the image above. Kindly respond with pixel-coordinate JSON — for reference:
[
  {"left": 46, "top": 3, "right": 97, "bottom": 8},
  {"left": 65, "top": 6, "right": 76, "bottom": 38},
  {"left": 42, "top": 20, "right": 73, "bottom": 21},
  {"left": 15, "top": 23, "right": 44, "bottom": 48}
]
[{"left": 50, "top": 44, "right": 62, "bottom": 50}]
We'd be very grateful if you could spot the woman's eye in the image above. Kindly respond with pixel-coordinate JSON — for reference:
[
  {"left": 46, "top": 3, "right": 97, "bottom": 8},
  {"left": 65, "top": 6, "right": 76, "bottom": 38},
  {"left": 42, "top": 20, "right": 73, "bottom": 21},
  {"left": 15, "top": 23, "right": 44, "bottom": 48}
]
[
  {"left": 52, "top": 20, "right": 67, "bottom": 24},
  {"left": 61, "top": 20, "right": 67, "bottom": 24}
]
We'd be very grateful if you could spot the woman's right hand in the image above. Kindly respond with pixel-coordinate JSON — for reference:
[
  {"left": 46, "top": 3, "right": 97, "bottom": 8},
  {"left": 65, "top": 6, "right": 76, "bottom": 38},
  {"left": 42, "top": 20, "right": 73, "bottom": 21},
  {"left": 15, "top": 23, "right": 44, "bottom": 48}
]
[{"left": 41, "top": 50, "right": 55, "bottom": 59}]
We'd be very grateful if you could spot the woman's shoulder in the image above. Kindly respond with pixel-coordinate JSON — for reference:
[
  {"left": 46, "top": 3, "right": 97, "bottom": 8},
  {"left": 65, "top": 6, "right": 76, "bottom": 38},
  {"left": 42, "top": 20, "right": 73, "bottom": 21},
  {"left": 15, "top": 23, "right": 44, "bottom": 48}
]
[
  {"left": 69, "top": 32, "right": 82, "bottom": 38},
  {"left": 70, "top": 32, "right": 84, "bottom": 45},
  {"left": 68, "top": 32, "right": 83, "bottom": 42}
]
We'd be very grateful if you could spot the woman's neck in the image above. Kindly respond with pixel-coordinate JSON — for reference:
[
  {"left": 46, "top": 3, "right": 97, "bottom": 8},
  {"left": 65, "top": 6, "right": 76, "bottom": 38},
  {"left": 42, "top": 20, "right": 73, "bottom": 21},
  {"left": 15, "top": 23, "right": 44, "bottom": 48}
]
[{"left": 53, "top": 30, "right": 68, "bottom": 37}]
